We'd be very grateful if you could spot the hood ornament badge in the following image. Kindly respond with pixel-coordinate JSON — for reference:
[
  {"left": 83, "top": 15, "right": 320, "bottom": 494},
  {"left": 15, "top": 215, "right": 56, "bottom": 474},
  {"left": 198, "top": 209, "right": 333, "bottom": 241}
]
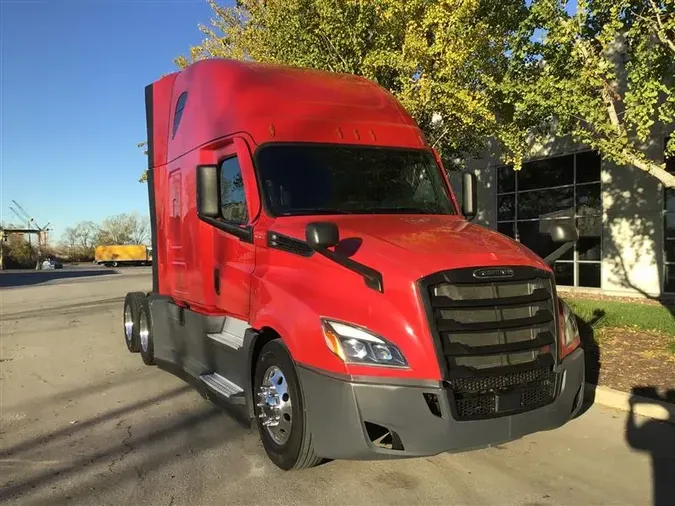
[{"left": 472, "top": 267, "right": 515, "bottom": 279}]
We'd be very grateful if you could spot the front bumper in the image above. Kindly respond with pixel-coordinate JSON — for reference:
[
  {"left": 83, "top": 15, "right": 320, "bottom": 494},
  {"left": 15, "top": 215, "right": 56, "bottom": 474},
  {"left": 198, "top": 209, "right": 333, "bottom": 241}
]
[{"left": 299, "top": 347, "right": 585, "bottom": 460}]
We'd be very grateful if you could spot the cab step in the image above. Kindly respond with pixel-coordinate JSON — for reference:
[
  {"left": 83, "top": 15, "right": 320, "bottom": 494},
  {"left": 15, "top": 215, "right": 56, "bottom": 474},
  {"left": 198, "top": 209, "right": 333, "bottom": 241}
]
[{"left": 199, "top": 373, "right": 246, "bottom": 405}]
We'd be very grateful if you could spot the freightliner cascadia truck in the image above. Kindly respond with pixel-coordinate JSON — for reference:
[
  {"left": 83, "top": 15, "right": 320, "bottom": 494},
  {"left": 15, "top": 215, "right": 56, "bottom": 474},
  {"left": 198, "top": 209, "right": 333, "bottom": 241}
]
[{"left": 123, "top": 58, "right": 585, "bottom": 471}]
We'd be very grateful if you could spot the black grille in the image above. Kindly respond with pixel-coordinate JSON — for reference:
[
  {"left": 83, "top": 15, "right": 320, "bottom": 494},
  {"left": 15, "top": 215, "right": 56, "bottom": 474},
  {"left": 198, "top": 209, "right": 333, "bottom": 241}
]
[
  {"left": 418, "top": 266, "right": 560, "bottom": 421},
  {"left": 450, "top": 366, "right": 552, "bottom": 393},
  {"left": 454, "top": 374, "right": 556, "bottom": 420}
]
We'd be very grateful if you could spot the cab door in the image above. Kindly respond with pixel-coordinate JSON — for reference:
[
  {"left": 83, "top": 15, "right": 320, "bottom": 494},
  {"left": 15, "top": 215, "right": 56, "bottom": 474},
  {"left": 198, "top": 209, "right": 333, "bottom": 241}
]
[
  {"left": 198, "top": 136, "right": 261, "bottom": 391},
  {"left": 208, "top": 137, "right": 260, "bottom": 321}
]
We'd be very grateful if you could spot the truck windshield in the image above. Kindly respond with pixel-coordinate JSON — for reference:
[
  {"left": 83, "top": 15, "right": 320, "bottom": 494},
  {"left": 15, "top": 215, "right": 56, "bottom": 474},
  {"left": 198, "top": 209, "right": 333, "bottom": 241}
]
[{"left": 256, "top": 144, "right": 457, "bottom": 216}]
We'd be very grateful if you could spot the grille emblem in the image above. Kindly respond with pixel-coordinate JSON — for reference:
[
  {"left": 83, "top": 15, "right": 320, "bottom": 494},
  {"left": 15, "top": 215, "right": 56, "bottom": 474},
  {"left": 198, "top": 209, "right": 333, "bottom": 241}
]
[{"left": 472, "top": 267, "right": 515, "bottom": 279}]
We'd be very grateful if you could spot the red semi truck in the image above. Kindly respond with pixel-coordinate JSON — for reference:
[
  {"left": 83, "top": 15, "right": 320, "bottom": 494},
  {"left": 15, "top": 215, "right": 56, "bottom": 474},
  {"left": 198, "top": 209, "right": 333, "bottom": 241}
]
[{"left": 123, "top": 58, "right": 585, "bottom": 470}]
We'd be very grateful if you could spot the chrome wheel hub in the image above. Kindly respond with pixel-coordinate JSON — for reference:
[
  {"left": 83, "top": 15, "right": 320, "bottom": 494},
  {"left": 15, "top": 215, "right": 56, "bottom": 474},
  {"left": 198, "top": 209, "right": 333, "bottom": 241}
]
[
  {"left": 257, "top": 365, "right": 292, "bottom": 445},
  {"left": 124, "top": 305, "right": 133, "bottom": 341},
  {"left": 139, "top": 311, "right": 149, "bottom": 352}
]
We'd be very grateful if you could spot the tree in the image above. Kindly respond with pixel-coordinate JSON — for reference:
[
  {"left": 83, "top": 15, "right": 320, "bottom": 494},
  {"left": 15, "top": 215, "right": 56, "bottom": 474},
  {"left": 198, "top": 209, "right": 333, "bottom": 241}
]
[
  {"left": 137, "top": 142, "right": 149, "bottom": 183},
  {"left": 500, "top": 0, "right": 675, "bottom": 186},
  {"left": 136, "top": 0, "right": 527, "bottom": 182},
  {"left": 97, "top": 213, "right": 150, "bottom": 246},
  {"left": 140, "top": 0, "right": 674, "bottom": 188},
  {"left": 61, "top": 221, "right": 101, "bottom": 260},
  {"left": 0, "top": 222, "right": 37, "bottom": 269}
]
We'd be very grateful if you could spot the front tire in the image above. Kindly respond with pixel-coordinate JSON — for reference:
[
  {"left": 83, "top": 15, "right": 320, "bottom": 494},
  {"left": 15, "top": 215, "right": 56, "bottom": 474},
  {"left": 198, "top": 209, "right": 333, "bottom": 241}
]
[
  {"left": 123, "top": 292, "right": 145, "bottom": 352},
  {"left": 253, "top": 339, "right": 323, "bottom": 470},
  {"left": 138, "top": 300, "right": 155, "bottom": 366}
]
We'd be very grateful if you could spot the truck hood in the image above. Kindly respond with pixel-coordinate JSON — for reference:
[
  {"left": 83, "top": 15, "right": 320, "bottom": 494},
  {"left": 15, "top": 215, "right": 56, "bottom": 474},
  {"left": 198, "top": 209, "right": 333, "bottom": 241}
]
[{"left": 270, "top": 214, "right": 549, "bottom": 279}]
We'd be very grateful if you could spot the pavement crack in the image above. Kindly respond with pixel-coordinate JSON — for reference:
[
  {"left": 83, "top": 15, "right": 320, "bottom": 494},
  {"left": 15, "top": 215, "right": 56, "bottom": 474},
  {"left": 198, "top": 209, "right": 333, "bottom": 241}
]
[{"left": 108, "top": 424, "right": 134, "bottom": 474}]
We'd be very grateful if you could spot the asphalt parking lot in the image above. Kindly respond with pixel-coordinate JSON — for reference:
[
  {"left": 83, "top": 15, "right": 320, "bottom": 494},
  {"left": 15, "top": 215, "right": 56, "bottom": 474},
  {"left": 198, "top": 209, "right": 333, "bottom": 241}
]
[{"left": 1, "top": 267, "right": 674, "bottom": 505}]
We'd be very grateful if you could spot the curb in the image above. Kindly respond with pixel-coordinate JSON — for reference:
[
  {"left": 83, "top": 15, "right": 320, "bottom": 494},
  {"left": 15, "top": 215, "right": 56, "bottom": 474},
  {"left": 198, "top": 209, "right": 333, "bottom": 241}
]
[{"left": 584, "top": 383, "right": 675, "bottom": 424}]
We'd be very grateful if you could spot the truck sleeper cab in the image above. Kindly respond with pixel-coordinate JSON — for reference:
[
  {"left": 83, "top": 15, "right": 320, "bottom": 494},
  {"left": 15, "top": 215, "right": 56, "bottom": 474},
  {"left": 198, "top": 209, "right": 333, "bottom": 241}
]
[{"left": 122, "top": 58, "right": 585, "bottom": 470}]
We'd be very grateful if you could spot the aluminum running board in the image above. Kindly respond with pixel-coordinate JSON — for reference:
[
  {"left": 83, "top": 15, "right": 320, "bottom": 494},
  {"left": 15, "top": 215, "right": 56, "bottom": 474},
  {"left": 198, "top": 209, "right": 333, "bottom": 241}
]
[
  {"left": 200, "top": 373, "right": 244, "bottom": 399},
  {"left": 206, "top": 330, "right": 243, "bottom": 350},
  {"left": 206, "top": 317, "right": 247, "bottom": 350}
]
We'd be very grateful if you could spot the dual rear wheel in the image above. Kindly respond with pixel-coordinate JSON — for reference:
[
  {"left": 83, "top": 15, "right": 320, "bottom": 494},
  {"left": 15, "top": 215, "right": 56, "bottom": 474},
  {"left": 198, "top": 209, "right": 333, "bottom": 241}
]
[{"left": 122, "top": 292, "right": 154, "bottom": 365}]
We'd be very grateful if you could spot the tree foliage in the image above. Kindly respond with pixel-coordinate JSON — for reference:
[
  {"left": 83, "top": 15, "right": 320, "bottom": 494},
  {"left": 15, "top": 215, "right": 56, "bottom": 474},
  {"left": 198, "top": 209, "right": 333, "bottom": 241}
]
[
  {"left": 137, "top": 142, "right": 148, "bottom": 183},
  {"left": 137, "top": 0, "right": 674, "bottom": 187},
  {"left": 500, "top": 0, "right": 675, "bottom": 185},
  {"left": 0, "top": 227, "right": 40, "bottom": 269},
  {"left": 60, "top": 213, "right": 151, "bottom": 261},
  {"left": 97, "top": 213, "right": 150, "bottom": 246},
  {"left": 62, "top": 221, "right": 100, "bottom": 260},
  {"left": 174, "top": 0, "right": 526, "bottom": 161}
]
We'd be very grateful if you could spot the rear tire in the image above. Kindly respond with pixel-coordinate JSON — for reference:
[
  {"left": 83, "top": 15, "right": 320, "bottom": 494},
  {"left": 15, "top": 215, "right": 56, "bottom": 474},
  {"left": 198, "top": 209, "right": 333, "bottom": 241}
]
[
  {"left": 138, "top": 299, "right": 155, "bottom": 366},
  {"left": 253, "top": 339, "right": 323, "bottom": 470},
  {"left": 123, "top": 292, "right": 145, "bottom": 353}
]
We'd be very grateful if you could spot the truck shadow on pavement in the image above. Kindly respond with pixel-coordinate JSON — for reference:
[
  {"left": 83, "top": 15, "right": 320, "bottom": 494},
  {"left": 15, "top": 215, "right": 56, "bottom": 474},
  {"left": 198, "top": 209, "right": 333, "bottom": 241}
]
[
  {"left": 0, "top": 383, "right": 249, "bottom": 505},
  {"left": 574, "top": 310, "right": 604, "bottom": 416},
  {"left": 625, "top": 387, "right": 675, "bottom": 506},
  {"left": 0, "top": 269, "right": 117, "bottom": 288}
]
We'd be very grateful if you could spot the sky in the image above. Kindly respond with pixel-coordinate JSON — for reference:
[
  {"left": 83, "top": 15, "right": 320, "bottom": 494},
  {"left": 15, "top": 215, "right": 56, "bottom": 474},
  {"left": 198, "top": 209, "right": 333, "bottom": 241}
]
[
  {"left": 1, "top": 0, "right": 225, "bottom": 242},
  {"left": 1, "top": 0, "right": 580, "bottom": 244}
]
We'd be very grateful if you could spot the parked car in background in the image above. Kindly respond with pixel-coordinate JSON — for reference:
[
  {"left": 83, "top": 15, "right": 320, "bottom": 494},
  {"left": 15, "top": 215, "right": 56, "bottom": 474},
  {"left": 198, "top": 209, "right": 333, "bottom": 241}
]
[{"left": 41, "top": 257, "right": 63, "bottom": 269}]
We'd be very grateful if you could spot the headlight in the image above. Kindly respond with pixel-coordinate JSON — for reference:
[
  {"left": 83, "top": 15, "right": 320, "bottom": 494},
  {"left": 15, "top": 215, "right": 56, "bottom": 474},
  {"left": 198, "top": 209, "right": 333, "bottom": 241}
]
[
  {"left": 559, "top": 298, "right": 581, "bottom": 358},
  {"left": 321, "top": 319, "right": 408, "bottom": 368}
]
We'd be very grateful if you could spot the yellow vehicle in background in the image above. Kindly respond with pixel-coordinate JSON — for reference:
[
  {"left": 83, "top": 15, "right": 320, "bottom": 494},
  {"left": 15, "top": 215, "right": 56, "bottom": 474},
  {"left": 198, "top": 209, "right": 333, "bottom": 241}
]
[{"left": 94, "top": 245, "right": 152, "bottom": 267}]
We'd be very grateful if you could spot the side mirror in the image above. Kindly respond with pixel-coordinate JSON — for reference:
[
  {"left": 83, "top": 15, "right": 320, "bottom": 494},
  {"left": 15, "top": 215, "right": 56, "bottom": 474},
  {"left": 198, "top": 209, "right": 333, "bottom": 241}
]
[
  {"left": 462, "top": 172, "right": 477, "bottom": 219},
  {"left": 197, "top": 165, "right": 220, "bottom": 218},
  {"left": 550, "top": 222, "right": 578, "bottom": 244},
  {"left": 306, "top": 222, "right": 339, "bottom": 250}
]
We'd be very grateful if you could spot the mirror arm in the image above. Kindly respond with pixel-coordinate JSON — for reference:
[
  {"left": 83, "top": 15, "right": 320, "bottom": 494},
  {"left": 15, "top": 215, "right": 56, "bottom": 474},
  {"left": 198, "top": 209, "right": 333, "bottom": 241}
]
[
  {"left": 316, "top": 247, "right": 384, "bottom": 293},
  {"left": 544, "top": 242, "right": 574, "bottom": 266}
]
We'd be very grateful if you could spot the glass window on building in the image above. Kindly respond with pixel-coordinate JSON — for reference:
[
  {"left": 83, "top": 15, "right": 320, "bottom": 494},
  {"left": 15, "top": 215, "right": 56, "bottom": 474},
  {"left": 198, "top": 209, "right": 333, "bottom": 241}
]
[
  {"left": 496, "top": 151, "right": 602, "bottom": 288},
  {"left": 664, "top": 139, "right": 675, "bottom": 292}
]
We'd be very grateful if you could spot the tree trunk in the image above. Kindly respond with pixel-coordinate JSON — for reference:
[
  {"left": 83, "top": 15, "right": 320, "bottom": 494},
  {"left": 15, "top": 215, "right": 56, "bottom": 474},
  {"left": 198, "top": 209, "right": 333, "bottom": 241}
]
[{"left": 627, "top": 153, "right": 675, "bottom": 188}]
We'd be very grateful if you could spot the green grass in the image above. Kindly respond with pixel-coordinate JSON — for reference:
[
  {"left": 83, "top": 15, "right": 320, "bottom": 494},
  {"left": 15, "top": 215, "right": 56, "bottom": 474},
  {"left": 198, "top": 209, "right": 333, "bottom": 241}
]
[
  {"left": 565, "top": 297, "right": 675, "bottom": 337},
  {"left": 668, "top": 341, "right": 675, "bottom": 355}
]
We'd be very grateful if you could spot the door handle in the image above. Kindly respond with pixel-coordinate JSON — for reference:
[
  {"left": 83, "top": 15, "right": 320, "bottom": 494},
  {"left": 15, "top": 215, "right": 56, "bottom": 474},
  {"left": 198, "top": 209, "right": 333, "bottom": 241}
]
[{"left": 214, "top": 268, "right": 220, "bottom": 295}]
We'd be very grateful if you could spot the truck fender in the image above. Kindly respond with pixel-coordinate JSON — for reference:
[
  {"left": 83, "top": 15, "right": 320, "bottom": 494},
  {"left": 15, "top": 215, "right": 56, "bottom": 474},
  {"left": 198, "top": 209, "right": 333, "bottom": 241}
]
[
  {"left": 242, "top": 327, "right": 261, "bottom": 420},
  {"left": 241, "top": 322, "right": 298, "bottom": 421}
]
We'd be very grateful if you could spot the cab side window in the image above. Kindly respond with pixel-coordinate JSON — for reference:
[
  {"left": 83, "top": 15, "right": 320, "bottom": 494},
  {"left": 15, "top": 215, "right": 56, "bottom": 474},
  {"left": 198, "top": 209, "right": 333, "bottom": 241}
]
[
  {"left": 172, "top": 92, "right": 187, "bottom": 139},
  {"left": 219, "top": 157, "right": 248, "bottom": 224}
]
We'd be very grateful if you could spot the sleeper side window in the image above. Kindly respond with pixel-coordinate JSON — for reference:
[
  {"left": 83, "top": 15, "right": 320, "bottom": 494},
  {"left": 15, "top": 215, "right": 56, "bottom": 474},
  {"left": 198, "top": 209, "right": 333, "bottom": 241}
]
[
  {"left": 219, "top": 156, "right": 248, "bottom": 224},
  {"left": 172, "top": 92, "right": 188, "bottom": 139}
]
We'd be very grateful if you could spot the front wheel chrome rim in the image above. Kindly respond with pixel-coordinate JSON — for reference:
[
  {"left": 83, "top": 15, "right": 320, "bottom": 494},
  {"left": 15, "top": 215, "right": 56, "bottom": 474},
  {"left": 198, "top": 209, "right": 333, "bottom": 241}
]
[
  {"left": 257, "top": 365, "right": 292, "bottom": 445},
  {"left": 124, "top": 305, "right": 133, "bottom": 341},
  {"left": 139, "top": 311, "right": 150, "bottom": 352}
]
